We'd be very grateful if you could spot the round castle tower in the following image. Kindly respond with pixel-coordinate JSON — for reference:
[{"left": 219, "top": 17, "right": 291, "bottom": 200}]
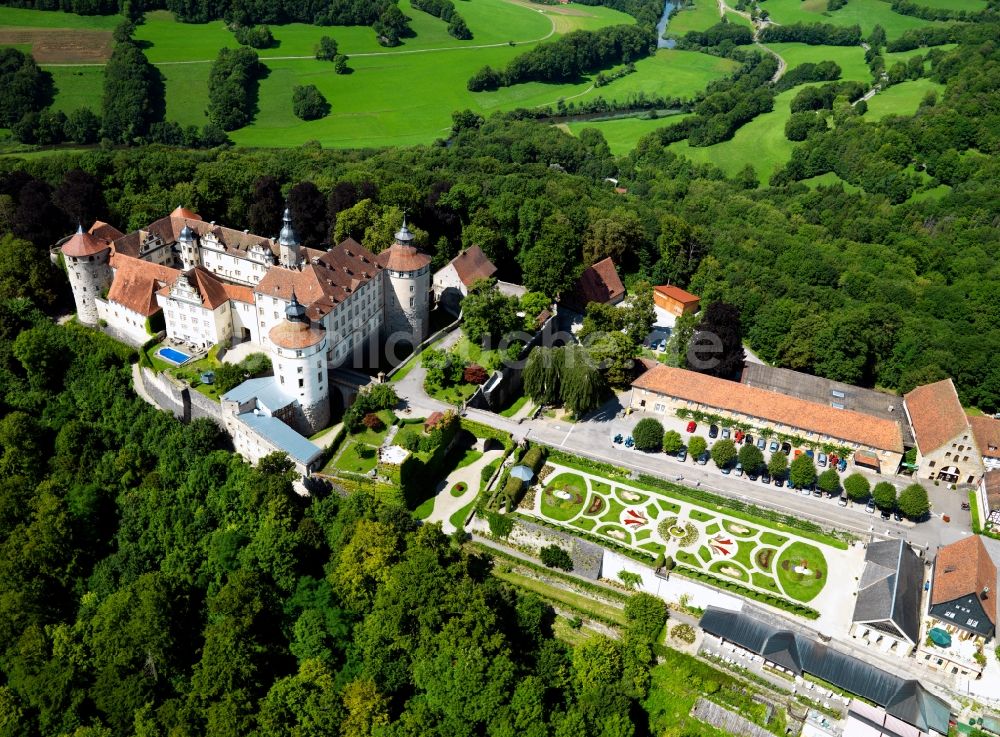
[
  {"left": 278, "top": 207, "right": 302, "bottom": 269},
  {"left": 269, "top": 292, "right": 330, "bottom": 436},
  {"left": 378, "top": 218, "right": 431, "bottom": 348},
  {"left": 60, "top": 225, "right": 112, "bottom": 325}
]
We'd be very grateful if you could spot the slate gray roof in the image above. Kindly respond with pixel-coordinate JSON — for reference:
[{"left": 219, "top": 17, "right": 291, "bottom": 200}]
[
  {"left": 221, "top": 376, "right": 292, "bottom": 415},
  {"left": 236, "top": 411, "right": 321, "bottom": 466},
  {"left": 699, "top": 607, "right": 952, "bottom": 735},
  {"left": 853, "top": 539, "right": 924, "bottom": 644}
]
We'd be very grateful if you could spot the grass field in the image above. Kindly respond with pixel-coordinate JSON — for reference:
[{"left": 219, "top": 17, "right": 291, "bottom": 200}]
[
  {"left": 911, "top": 0, "right": 984, "bottom": 9},
  {"left": 666, "top": 0, "right": 723, "bottom": 36},
  {"left": 799, "top": 172, "right": 860, "bottom": 191},
  {"left": 45, "top": 66, "right": 105, "bottom": 114},
  {"left": 864, "top": 78, "right": 944, "bottom": 120},
  {"left": 0, "top": 6, "right": 121, "bottom": 28},
  {"left": 884, "top": 43, "right": 956, "bottom": 70},
  {"left": 766, "top": 42, "right": 872, "bottom": 83},
  {"left": 669, "top": 85, "right": 807, "bottom": 182},
  {"left": 564, "top": 111, "right": 694, "bottom": 156},
  {"left": 761, "top": 0, "right": 941, "bottom": 38}
]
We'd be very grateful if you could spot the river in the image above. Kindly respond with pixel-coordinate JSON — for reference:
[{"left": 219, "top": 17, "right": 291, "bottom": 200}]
[{"left": 656, "top": 0, "right": 680, "bottom": 48}]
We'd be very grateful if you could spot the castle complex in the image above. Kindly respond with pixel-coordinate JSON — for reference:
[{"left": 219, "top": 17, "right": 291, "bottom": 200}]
[{"left": 59, "top": 206, "right": 433, "bottom": 460}]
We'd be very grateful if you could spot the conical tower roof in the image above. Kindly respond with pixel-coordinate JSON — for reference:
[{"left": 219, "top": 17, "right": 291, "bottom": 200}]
[{"left": 61, "top": 224, "right": 110, "bottom": 257}]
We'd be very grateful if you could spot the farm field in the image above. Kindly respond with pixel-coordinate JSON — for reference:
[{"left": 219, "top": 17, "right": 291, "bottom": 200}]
[
  {"left": 669, "top": 86, "right": 807, "bottom": 182},
  {"left": 665, "top": 0, "right": 723, "bottom": 36},
  {"left": 46, "top": 66, "right": 104, "bottom": 115},
  {"left": 884, "top": 43, "right": 956, "bottom": 69},
  {"left": 565, "top": 113, "right": 692, "bottom": 155},
  {"left": 0, "top": 7, "right": 120, "bottom": 28},
  {"left": 761, "top": 0, "right": 942, "bottom": 38},
  {"left": 864, "top": 78, "right": 944, "bottom": 120},
  {"left": 766, "top": 42, "right": 872, "bottom": 83},
  {"left": 911, "top": 0, "right": 984, "bottom": 9}
]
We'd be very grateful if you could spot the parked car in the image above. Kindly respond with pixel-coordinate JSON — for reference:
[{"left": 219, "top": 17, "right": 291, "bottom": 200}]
[
  {"left": 757, "top": 437, "right": 767, "bottom": 450},
  {"left": 817, "top": 452, "right": 827, "bottom": 467},
  {"left": 881, "top": 509, "right": 891, "bottom": 521},
  {"left": 781, "top": 442, "right": 792, "bottom": 454},
  {"left": 793, "top": 449, "right": 803, "bottom": 459},
  {"left": 721, "top": 465, "right": 731, "bottom": 475},
  {"left": 721, "top": 428, "right": 731, "bottom": 439},
  {"left": 812, "top": 489, "right": 823, "bottom": 497},
  {"left": 734, "top": 430, "right": 744, "bottom": 443},
  {"left": 805, "top": 449, "right": 814, "bottom": 459},
  {"left": 893, "top": 510, "right": 903, "bottom": 522},
  {"left": 686, "top": 421, "right": 697, "bottom": 433},
  {"left": 747, "top": 468, "right": 759, "bottom": 481},
  {"left": 657, "top": 339, "right": 668, "bottom": 351},
  {"left": 677, "top": 448, "right": 688, "bottom": 462},
  {"left": 744, "top": 434, "right": 754, "bottom": 446},
  {"left": 800, "top": 487, "right": 812, "bottom": 496},
  {"left": 735, "top": 462, "right": 744, "bottom": 477},
  {"left": 775, "top": 477, "right": 785, "bottom": 488},
  {"left": 865, "top": 499, "right": 876, "bottom": 514},
  {"left": 761, "top": 471, "right": 771, "bottom": 484},
  {"left": 708, "top": 424, "right": 719, "bottom": 439},
  {"left": 697, "top": 451, "right": 710, "bottom": 465},
  {"left": 624, "top": 436, "right": 634, "bottom": 448},
  {"left": 838, "top": 459, "right": 847, "bottom": 472},
  {"left": 829, "top": 453, "right": 839, "bottom": 467},
  {"left": 769, "top": 440, "right": 779, "bottom": 452},
  {"left": 838, "top": 496, "right": 848, "bottom": 507}
]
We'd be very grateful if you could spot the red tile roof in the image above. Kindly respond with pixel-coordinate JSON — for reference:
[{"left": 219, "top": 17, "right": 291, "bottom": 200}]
[
  {"left": 970, "top": 415, "right": 1000, "bottom": 460},
  {"left": 984, "top": 470, "right": 1000, "bottom": 512},
  {"left": 170, "top": 205, "right": 201, "bottom": 221},
  {"left": 89, "top": 220, "right": 124, "bottom": 242},
  {"left": 449, "top": 245, "right": 497, "bottom": 287},
  {"left": 376, "top": 242, "right": 431, "bottom": 272},
  {"left": 107, "top": 254, "right": 180, "bottom": 316},
  {"left": 931, "top": 536, "right": 997, "bottom": 626},
  {"left": 269, "top": 319, "right": 325, "bottom": 350},
  {"left": 567, "top": 257, "right": 625, "bottom": 309},
  {"left": 633, "top": 364, "right": 904, "bottom": 452},
  {"left": 654, "top": 284, "right": 700, "bottom": 305},
  {"left": 904, "top": 379, "right": 969, "bottom": 455},
  {"left": 61, "top": 227, "right": 111, "bottom": 258}
]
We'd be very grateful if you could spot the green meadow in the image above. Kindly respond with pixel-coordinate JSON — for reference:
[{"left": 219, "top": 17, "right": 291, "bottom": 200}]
[
  {"left": 863, "top": 78, "right": 944, "bottom": 120},
  {"left": 565, "top": 112, "right": 693, "bottom": 155},
  {"left": 911, "top": 0, "right": 984, "bottom": 9},
  {"left": 46, "top": 66, "right": 105, "bottom": 115},
  {"left": 665, "top": 0, "right": 723, "bottom": 36},
  {"left": 761, "top": 0, "right": 942, "bottom": 38},
  {"left": 884, "top": 43, "right": 956, "bottom": 69},
  {"left": 766, "top": 42, "right": 872, "bottom": 83},
  {"left": 0, "top": 7, "right": 120, "bottom": 28}
]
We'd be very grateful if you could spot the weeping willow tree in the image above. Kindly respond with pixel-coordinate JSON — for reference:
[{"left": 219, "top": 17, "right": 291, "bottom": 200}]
[{"left": 524, "top": 345, "right": 605, "bottom": 416}]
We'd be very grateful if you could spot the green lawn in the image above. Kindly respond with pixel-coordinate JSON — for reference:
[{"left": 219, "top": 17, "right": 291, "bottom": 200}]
[
  {"left": 499, "top": 394, "right": 529, "bottom": 418},
  {"left": 799, "top": 171, "right": 860, "bottom": 191},
  {"left": 541, "top": 473, "right": 588, "bottom": 521},
  {"left": 666, "top": 0, "right": 723, "bottom": 36},
  {"left": 911, "top": 0, "right": 984, "bottom": 9},
  {"left": 759, "top": 531, "right": 789, "bottom": 547},
  {"left": 566, "top": 112, "right": 689, "bottom": 155},
  {"left": 722, "top": 520, "right": 757, "bottom": 538},
  {"left": 449, "top": 499, "right": 477, "bottom": 529},
  {"left": 751, "top": 572, "right": 781, "bottom": 593},
  {"left": 775, "top": 542, "right": 828, "bottom": 603},
  {"left": 44, "top": 66, "right": 106, "bottom": 116},
  {"left": 761, "top": 0, "right": 941, "bottom": 38},
  {"left": 454, "top": 449, "right": 484, "bottom": 471},
  {"left": 350, "top": 409, "right": 397, "bottom": 445},
  {"left": 0, "top": 6, "right": 121, "bottom": 28},
  {"left": 710, "top": 560, "right": 750, "bottom": 582},
  {"left": 884, "top": 43, "right": 956, "bottom": 69},
  {"left": 328, "top": 439, "right": 379, "bottom": 475},
  {"left": 579, "top": 49, "right": 738, "bottom": 104},
  {"left": 599, "top": 495, "right": 626, "bottom": 524},
  {"left": 766, "top": 42, "right": 873, "bottom": 83},
  {"left": 670, "top": 86, "right": 807, "bottom": 183},
  {"left": 864, "top": 78, "right": 944, "bottom": 121},
  {"left": 725, "top": 10, "right": 754, "bottom": 28}
]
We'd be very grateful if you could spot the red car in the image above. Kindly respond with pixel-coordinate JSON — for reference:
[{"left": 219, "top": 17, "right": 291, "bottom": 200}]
[
  {"left": 734, "top": 430, "right": 744, "bottom": 443},
  {"left": 686, "top": 421, "right": 697, "bottom": 433},
  {"left": 829, "top": 453, "right": 839, "bottom": 467}
]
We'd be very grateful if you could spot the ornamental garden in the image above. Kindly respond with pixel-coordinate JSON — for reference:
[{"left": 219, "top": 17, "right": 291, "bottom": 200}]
[{"left": 527, "top": 460, "right": 837, "bottom": 606}]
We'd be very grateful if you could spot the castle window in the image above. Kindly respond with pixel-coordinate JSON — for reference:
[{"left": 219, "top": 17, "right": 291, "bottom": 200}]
[
  {"left": 298, "top": 378, "right": 304, "bottom": 388},
  {"left": 297, "top": 366, "right": 303, "bottom": 373},
  {"left": 317, "top": 372, "right": 322, "bottom": 383}
]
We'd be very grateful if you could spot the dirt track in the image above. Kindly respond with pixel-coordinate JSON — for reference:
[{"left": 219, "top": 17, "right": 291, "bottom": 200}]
[{"left": 0, "top": 28, "right": 112, "bottom": 63}]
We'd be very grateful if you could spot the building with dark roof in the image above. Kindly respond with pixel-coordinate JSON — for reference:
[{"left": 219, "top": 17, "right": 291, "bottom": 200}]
[
  {"left": 741, "top": 363, "right": 914, "bottom": 448},
  {"left": 630, "top": 364, "right": 905, "bottom": 471},
  {"left": 562, "top": 257, "right": 625, "bottom": 312},
  {"left": 928, "top": 536, "right": 998, "bottom": 639},
  {"left": 699, "top": 607, "right": 952, "bottom": 736},
  {"left": 850, "top": 540, "right": 925, "bottom": 654}
]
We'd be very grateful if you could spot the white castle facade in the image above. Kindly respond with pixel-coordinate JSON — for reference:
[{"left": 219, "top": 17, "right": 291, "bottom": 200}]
[{"left": 58, "top": 205, "right": 433, "bottom": 465}]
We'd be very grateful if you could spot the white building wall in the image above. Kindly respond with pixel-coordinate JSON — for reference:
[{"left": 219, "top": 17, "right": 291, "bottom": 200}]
[
  {"left": 159, "top": 294, "right": 231, "bottom": 350},
  {"left": 199, "top": 236, "right": 273, "bottom": 286},
  {"left": 230, "top": 300, "right": 260, "bottom": 345},
  {"left": 97, "top": 298, "right": 152, "bottom": 345},
  {"left": 273, "top": 337, "right": 330, "bottom": 434},
  {"left": 65, "top": 251, "right": 112, "bottom": 325},
  {"left": 384, "top": 265, "right": 431, "bottom": 345},
  {"left": 432, "top": 264, "right": 465, "bottom": 298}
]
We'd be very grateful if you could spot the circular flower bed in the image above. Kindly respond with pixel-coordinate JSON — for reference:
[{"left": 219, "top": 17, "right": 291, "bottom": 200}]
[
  {"left": 657, "top": 517, "right": 699, "bottom": 547},
  {"left": 449, "top": 482, "right": 468, "bottom": 497}
]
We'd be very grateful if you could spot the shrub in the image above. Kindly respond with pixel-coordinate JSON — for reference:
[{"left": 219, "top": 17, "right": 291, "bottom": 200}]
[
  {"left": 897, "top": 483, "right": 930, "bottom": 518},
  {"left": 333, "top": 55, "right": 350, "bottom": 74},
  {"left": 521, "top": 445, "right": 547, "bottom": 473},
  {"left": 624, "top": 592, "right": 667, "bottom": 642},
  {"left": 540, "top": 544, "right": 573, "bottom": 571},
  {"left": 843, "top": 473, "right": 870, "bottom": 502},
  {"left": 480, "top": 460, "right": 500, "bottom": 490},
  {"left": 463, "top": 363, "right": 489, "bottom": 384},
  {"left": 234, "top": 24, "right": 275, "bottom": 49},
  {"left": 618, "top": 570, "right": 643, "bottom": 589},
  {"left": 670, "top": 623, "right": 696, "bottom": 644},
  {"left": 487, "top": 511, "right": 513, "bottom": 538},
  {"left": 503, "top": 475, "right": 524, "bottom": 512},
  {"left": 872, "top": 481, "right": 897, "bottom": 511},
  {"left": 292, "top": 84, "right": 331, "bottom": 121},
  {"left": 633, "top": 418, "right": 664, "bottom": 452},
  {"left": 362, "top": 413, "right": 384, "bottom": 431}
]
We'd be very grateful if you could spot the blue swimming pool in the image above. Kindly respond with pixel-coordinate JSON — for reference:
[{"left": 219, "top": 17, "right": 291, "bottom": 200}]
[{"left": 157, "top": 347, "right": 191, "bottom": 365}]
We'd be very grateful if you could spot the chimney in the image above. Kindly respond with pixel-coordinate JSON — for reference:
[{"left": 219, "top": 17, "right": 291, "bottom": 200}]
[{"left": 982, "top": 586, "right": 991, "bottom": 599}]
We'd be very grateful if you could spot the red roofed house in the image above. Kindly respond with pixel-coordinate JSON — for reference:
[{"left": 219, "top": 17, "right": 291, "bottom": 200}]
[
  {"left": 904, "top": 379, "right": 988, "bottom": 486},
  {"left": 653, "top": 284, "right": 700, "bottom": 317},
  {"left": 432, "top": 245, "right": 497, "bottom": 313},
  {"left": 563, "top": 257, "right": 626, "bottom": 313},
  {"left": 102, "top": 254, "right": 180, "bottom": 344},
  {"left": 631, "top": 363, "right": 905, "bottom": 472}
]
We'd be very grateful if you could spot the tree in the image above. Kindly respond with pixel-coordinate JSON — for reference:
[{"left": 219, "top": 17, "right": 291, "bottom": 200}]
[
  {"left": 315, "top": 35, "right": 338, "bottom": 61},
  {"left": 710, "top": 439, "right": 737, "bottom": 469},
  {"left": 843, "top": 473, "right": 870, "bottom": 502},
  {"left": 624, "top": 592, "right": 667, "bottom": 643},
  {"left": 63, "top": 107, "right": 101, "bottom": 144},
  {"left": 559, "top": 345, "right": 605, "bottom": 417},
  {"left": 817, "top": 468, "right": 841, "bottom": 495},
  {"left": 292, "top": 84, "right": 330, "bottom": 121},
  {"left": 518, "top": 213, "right": 579, "bottom": 298},
  {"left": 540, "top": 544, "right": 573, "bottom": 571},
  {"left": 461, "top": 278, "right": 521, "bottom": 345},
  {"left": 872, "top": 481, "right": 897, "bottom": 511},
  {"left": 287, "top": 181, "right": 328, "bottom": 248},
  {"left": 248, "top": 175, "right": 284, "bottom": 237},
  {"left": 206, "top": 47, "right": 260, "bottom": 131},
  {"left": 897, "top": 483, "right": 929, "bottom": 518},
  {"left": 53, "top": 169, "right": 108, "bottom": 226},
  {"left": 524, "top": 346, "right": 562, "bottom": 406},
  {"left": 789, "top": 454, "right": 817, "bottom": 489},
  {"left": 738, "top": 444, "right": 763, "bottom": 473},
  {"left": 662, "top": 430, "right": 683, "bottom": 454},
  {"left": 688, "top": 435, "right": 707, "bottom": 459},
  {"left": 334, "top": 55, "right": 350, "bottom": 74},
  {"left": 587, "top": 330, "right": 636, "bottom": 388},
  {"left": 689, "top": 302, "right": 745, "bottom": 379},
  {"left": 632, "top": 418, "right": 664, "bottom": 452},
  {"left": 463, "top": 364, "right": 488, "bottom": 384},
  {"left": 0, "top": 48, "right": 51, "bottom": 128},
  {"left": 582, "top": 207, "right": 647, "bottom": 267}
]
